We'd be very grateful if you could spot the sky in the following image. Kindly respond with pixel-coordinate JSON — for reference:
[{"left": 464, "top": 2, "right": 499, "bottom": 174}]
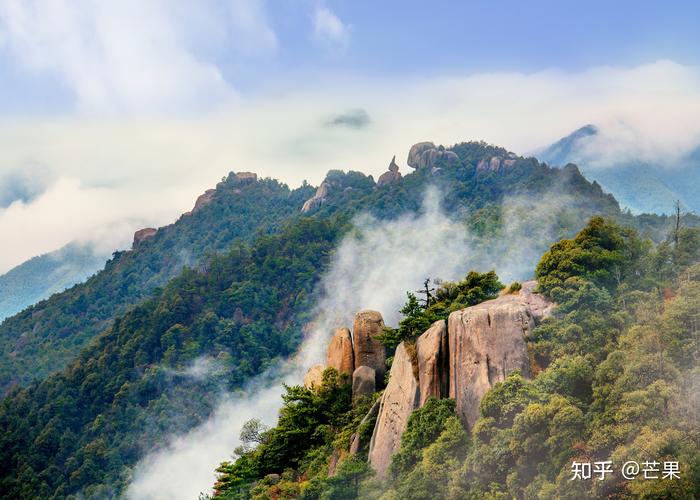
[{"left": 1, "top": 0, "right": 700, "bottom": 272}]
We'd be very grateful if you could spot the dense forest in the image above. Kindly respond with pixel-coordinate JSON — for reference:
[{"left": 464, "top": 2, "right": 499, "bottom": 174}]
[
  {"left": 0, "top": 141, "right": 698, "bottom": 498},
  {"left": 212, "top": 217, "right": 700, "bottom": 499},
  {"left": 0, "top": 175, "right": 314, "bottom": 394}
]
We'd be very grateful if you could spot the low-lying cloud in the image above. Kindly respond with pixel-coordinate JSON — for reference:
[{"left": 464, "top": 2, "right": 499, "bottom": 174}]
[{"left": 126, "top": 186, "right": 569, "bottom": 498}]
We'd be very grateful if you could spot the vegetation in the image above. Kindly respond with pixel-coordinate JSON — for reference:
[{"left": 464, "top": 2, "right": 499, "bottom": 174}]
[
  {"left": 2, "top": 141, "right": 699, "bottom": 497},
  {"left": 0, "top": 218, "right": 342, "bottom": 498},
  {"left": 0, "top": 175, "right": 314, "bottom": 394},
  {"left": 378, "top": 271, "right": 503, "bottom": 350},
  {"left": 211, "top": 217, "right": 700, "bottom": 499}
]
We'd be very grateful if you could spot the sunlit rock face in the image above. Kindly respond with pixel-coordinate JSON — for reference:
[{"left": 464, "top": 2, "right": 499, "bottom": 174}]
[
  {"left": 326, "top": 327, "right": 355, "bottom": 376},
  {"left": 352, "top": 310, "right": 386, "bottom": 385},
  {"left": 368, "top": 342, "right": 419, "bottom": 478},
  {"left": 416, "top": 319, "right": 449, "bottom": 406},
  {"left": 448, "top": 281, "right": 551, "bottom": 427}
]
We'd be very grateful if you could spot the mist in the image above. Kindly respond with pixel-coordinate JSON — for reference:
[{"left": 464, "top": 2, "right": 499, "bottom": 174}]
[{"left": 126, "top": 187, "right": 576, "bottom": 499}]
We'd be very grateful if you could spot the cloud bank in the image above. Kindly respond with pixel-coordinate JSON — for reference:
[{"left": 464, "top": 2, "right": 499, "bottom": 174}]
[{"left": 2, "top": 60, "right": 700, "bottom": 272}]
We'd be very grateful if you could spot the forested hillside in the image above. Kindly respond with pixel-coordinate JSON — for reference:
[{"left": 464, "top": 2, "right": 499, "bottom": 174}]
[
  {"left": 0, "top": 174, "right": 314, "bottom": 394},
  {"left": 212, "top": 218, "right": 700, "bottom": 499},
  {"left": 0, "top": 140, "right": 696, "bottom": 498}
]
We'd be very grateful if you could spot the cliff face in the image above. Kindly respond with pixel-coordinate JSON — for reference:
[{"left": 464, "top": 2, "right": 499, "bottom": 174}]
[
  {"left": 368, "top": 280, "right": 553, "bottom": 477},
  {"left": 367, "top": 343, "right": 419, "bottom": 478},
  {"left": 448, "top": 287, "right": 536, "bottom": 428},
  {"left": 304, "top": 281, "right": 554, "bottom": 479}
]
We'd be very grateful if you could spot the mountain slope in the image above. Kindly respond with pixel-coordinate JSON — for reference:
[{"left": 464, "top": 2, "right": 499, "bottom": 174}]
[
  {"left": 0, "top": 243, "right": 108, "bottom": 323},
  {"left": 537, "top": 124, "right": 700, "bottom": 215},
  {"left": 0, "top": 173, "right": 314, "bottom": 394},
  {"left": 0, "top": 140, "right": 694, "bottom": 497},
  {"left": 212, "top": 218, "right": 700, "bottom": 500}
]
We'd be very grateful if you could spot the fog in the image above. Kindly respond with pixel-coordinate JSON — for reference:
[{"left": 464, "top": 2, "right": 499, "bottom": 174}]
[{"left": 126, "top": 186, "right": 570, "bottom": 499}]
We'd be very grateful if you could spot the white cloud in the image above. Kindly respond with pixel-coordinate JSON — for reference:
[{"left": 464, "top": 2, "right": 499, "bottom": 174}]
[
  {"left": 0, "top": 0, "right": 279, "bottom": 114},
  {"left": 312, "top": 4, "right": 350, "bottom": 48},
  {"left": 1, "top": 60, "right": 700, "bottom": 272}
]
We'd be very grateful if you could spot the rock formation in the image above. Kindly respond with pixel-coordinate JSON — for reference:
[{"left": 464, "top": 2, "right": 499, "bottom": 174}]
[
  {"left": 352, "top": 365, "right": 376, "bottom": 399},
  {"left": 377, "top": 156, "right": 402, "bottom": 187},
  {"left": 476, "top": 154, "right": 518, "bottom": 174},
  {"left": 190, "top": 189, "right": 216, "bottom": 214},
  {"left": 416, "top": 320, "right": 449, "bottom": 406},
  {"left": 235, "top": 171, "right": 258, "bottom": 183},
  {"left": 407, "top": 142, "right": 459, "bottom": 170},
  {"left": 303, "top": 364, "right": 325, "bottom": 389},
  {"left": 301, "top": 181, "right": 332, "bottom": 213},
  {"left": 352, "top": 310, "right": 386, "bottom": 385},
  {"left": 349, "top": 397, "right": 381, "bottom": 455},
  {"left": 368, "top": 343, "right": 419, "bottom": 478},
  {"left": 448, "top": 280, "right": 548, "bottom": 428},
  {"left": 133, "top": 228, "right": 157, "bottom": 247},
  {"left": 326, "top": 327, "right": 354, "bottom": 375}
]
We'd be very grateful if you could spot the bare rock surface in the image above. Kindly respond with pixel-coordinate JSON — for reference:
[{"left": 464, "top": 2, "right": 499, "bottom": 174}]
[
  {"left": 377, "top": 156, "right": 403, "bottom": 186},
  {"left": 303, "top": 364, "right": 324, "bottom": 389},
  {"left": 235, "top": 171, "right": 258, "bottom": 183},
  {"left": 301, "top": 181, "right": 331, "bottom": 213},
  {"left": 352, "top": 310, "right": 386, "bottom": 384},
  {"left": 133, "top": 228, "right": 157, "bottom": 247},
  {"left": 416, "top": 320, "right": 449, "bottom": 406},
  {"left": 448, "top": 281, "right": 554, "bottom": 427},
  {"left": 191, "top": 189, "right": 216, "bottom": 214},
  {"left": 327, "top": 327, "right": 354, "bottom": 375},
  {"left": 407, "top": 142, "right": 459, "bottom": 170},
  {"left": 352, "top": 365, "right": 376, "bottom": 399},
  {"left": 368, "top": 342, "right": 419, "bottom": 478}
]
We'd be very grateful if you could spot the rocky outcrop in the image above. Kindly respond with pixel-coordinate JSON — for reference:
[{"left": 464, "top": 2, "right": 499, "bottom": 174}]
[
  {"left": 303, "top": 364, "right": 325, "bottom": 389},
  {"left": 476, "top": 154, "right": 518, "bottom": 174},
  {"left": 352, "top": 310, "right": 386, "bottom": 385},
  {"left": 416, "top": 320, "right": 449, "bottom": 406},
  {"left": 301, "top": 181, "right": 332, "bottom": 213},
  {"left": 448, "top": 280, "right": 551, "bottom": 428},
  {"left": 133, "top": 228, "right": 157, "bottom": 247},
  {"left": 327, "top": 327, "right": 354, "bottom": 375},
  {"left": 352, "top": 365, "right": 376, "bottom": 399},
  {"left": 368, "top": 343, "right": 419, "bottom": 477},
  {"left": 377, "top": 156, "right": 402, "bottom": 187},
  {"left": 191, "top": 189, "right": 216, "bottom": 214},
  {"left": 349, "top": 397, "right": 381, "bottom": 455},
  {"left": 235, "top": 171, "right": 258, "bottom": 183},
  {"left": 407, "top": 142, "right": 459, "bottom": 170}
]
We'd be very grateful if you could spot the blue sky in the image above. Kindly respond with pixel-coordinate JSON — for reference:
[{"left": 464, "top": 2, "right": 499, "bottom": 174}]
[
  {"left": 0, "top": 0, "right": 699, "bottom": 272},
  {"left": 1, "top": 1, "right": 699, "bottom": 112}
]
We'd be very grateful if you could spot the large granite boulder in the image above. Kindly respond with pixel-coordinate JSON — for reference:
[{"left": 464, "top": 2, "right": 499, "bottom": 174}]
[
  {"left": 327, "top": 327, "right": 354, "bottom": 375},
  {"left": 368, "top": 342, "right": 419, "bottom": 478},
  {"left": 407, "top": 141, "right": 459, "bottom": 170},
  {"left": 303, "top": 364, "right": 325, "bottom": 389},
  {"left": 133, "top": 228, "right": 157, "bottom": 247},
  {"left": 352, "top": 310, "right": 386, "bottom": 384},
  {"left": 301, "top": 181, "right": 332, "bottom": 213},
  {"left": 352, "top": 365, "right": 376, "bottom": 399},
  {"left": 377, "top": 156, "right": 402, "bottom": 187},
  {"left": 416, "top": 320, "right": 449, "bottom": 406},
  {"left": 448, "top": 283, "right": 553, "bottom": 427}
]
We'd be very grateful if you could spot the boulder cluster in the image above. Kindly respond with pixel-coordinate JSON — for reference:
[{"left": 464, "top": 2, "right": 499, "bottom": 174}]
[
  {"left": 476, "top": 154, "right": 518, "bottom": 174},
  {"left": 304, "top": 309, "right": 387, "bottom": 395},
  {"left": 305, "top": 281, "right": 554, "bottom": 478},
  {"left": 407, "top": 141, "right": 459, "bottom": 172}
]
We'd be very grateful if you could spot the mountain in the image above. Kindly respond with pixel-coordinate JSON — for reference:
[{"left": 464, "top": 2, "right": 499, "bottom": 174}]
[
  {"left": 212, "top": 218, "right": 700, "bottom": 500},
  {"left": 0, "top": 243, "right": 109, "bottom": 323},
  {"left": 537, "top": 124, "right": 700, "bottom": 215},
  {"left": 0, "top": 140, "right": 696, "bottom": 498},
  {"left": 0, "top": 173, "right": 314, "bottom": 394}
]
